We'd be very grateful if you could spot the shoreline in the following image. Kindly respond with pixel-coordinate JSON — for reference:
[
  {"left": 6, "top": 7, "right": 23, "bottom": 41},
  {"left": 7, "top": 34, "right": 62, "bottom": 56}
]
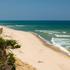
[
  {"left": 1, "top": 26, "right": 70, "bottom": 70},
  {"left": 31, "top": 32, "right": 70, "bottom": 56},
  {"left": 2, "top": 25, "right": 70, "bottom": 56}
]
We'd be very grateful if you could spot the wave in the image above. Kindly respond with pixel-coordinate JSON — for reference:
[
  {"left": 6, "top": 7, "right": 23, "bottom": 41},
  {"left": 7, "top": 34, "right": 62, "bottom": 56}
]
[
  {"left": 15, "top": 25, "right": 26, "bottom": 27},
  {"left": 51, "top": 38, "right": 70, "bottom": 45},
  {"left": 33, "top": 32, "right": 70, "bottom": 56},
  {"left": 35, "top": 30, "right": 60, "bottom": 34},
  {"left": 55, "top": 34, "right": 70, "bottom": 37},
  {"left": 6, "top": 25, "right": 26, "bottom": 27},
  {"left": 51, "top": 38, "right": 70, "bottom": 56},
  {"left": 52, "top": 38, "right": 70, "bottom": 42},
  {"left": 62, "top": 31, "right": 66, "bottom": 34}
]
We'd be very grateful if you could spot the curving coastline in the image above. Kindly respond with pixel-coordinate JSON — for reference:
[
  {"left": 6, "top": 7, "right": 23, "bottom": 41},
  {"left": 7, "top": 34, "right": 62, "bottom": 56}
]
[
  {"left": 0, "top": 26, "right": 70, "bottom": 70},
  {"left": 31, "top": 32, "right": 70, "bottom": 56}
]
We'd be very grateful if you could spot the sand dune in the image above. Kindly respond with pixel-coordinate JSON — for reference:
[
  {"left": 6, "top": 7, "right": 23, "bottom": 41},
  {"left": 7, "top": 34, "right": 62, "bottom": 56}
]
[{"left": 1, "top": 26, "right": 70, "bottom": 70}]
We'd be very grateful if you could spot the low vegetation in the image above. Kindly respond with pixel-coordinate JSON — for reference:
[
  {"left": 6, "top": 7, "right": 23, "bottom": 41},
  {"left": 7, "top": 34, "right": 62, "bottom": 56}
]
[
  {"left": 6, "top": 39, "right": 21, "bottom": 49},
  {"left": 0, "top": 37, "right": 21, "bottom": 70}
]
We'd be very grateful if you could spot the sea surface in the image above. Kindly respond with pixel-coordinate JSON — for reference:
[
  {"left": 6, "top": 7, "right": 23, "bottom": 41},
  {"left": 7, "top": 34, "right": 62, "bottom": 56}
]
[{"left": 0, "top": 21, "right": 70, "bottom": 52}]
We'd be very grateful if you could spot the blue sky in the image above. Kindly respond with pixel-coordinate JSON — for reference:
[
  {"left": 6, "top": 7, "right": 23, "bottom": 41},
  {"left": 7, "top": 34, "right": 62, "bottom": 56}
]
[{"left": 0, "top": 0, "right": 70, "bottom": 20}]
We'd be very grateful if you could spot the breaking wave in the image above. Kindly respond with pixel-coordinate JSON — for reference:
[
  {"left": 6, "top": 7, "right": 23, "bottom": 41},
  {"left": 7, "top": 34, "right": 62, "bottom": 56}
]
[
  {"left": 55, "top": 34, "right": 70, "bottom": 37},
  {"left": 51, "top": 37, "right": 70, "bottom": 56}
]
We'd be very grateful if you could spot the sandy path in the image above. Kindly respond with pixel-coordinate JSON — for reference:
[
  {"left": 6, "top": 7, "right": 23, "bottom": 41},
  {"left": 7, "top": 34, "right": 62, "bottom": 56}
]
[{"left": 2, "top": 26, "right": 70, "bottom": 70}]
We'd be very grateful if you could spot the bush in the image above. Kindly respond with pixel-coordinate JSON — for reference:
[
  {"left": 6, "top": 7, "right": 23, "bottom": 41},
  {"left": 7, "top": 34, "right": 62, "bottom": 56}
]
[
  {"left": 6, "top": 39, "right": 21, "bottom": 49},
  {"left": 14, "top": 45, "right": 21, "bottom": 48},
  {"left": 6, "top": 40, "right": 17, "bottom": 47},
  {"left": 7, "top": 53, "right": 15, "bottom": 65},
  {"left": 11, "top": 64, "right": 16, "bottom": 70},
  {"left": 0, "top": 28, "right": 3, "bottom": 35},
  {"left": 0, "top": 38, "right": 18, "bottom": 70},
  {"left": 0, "top": 38, "right": 7, "bottom": 49}
]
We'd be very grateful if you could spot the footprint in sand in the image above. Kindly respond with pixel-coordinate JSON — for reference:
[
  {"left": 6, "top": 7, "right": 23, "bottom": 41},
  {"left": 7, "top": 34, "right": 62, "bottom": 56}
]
[{"left": 37, "top": 60, "right": 43, "bottom": 63}]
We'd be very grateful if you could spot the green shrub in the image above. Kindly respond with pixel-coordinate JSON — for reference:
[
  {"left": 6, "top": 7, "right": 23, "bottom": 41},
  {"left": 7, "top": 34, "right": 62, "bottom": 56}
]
[
  {"left": 11, "top": 64, "right": 16, "bottom": 70},
  {"left": 7, "top": 53, "right": 15, "bottom": 65},
  {"left": 14, "top": 45, "right": 21, "bottom": 48},
  {"left": 0, "top": 59, "right": 4, "bottom": 70},
  {"left": 6, "top": 39, "right": 21, "bottom": 49},
  {"left": 0, "top": 38, "right": 20, "bottom": 70},
  {"left": 0, "top": 28, "right": 3, "bottom": 35},
  {"left": 6, "top": 40, "right": 17, "bottom": 47},
  {"left": 0, "top": 38, "right": 7, "bottom": 49}
]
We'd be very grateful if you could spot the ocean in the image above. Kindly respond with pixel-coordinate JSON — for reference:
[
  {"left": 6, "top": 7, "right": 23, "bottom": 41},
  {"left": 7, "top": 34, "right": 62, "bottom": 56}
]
[{"left": 0, "top": 21, "right": 70, "bottom": 52}]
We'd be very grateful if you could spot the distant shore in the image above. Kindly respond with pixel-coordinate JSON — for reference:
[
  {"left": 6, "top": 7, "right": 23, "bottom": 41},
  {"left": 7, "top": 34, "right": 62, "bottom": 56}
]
[{"left": 1, "top": 26, "right": 70, "bottom": 70}]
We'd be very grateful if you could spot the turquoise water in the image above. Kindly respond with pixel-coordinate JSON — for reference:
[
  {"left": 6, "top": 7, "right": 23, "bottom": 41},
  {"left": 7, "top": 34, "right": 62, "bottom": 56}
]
[{"left": 0, "top": 21, "right": 70, "bottom": 51}]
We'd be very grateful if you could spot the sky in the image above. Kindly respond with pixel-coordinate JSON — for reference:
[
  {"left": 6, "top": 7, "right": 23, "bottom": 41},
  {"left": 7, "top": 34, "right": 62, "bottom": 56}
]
[{"left": 0, "top": 0, "right": 70, "bottom": 20}]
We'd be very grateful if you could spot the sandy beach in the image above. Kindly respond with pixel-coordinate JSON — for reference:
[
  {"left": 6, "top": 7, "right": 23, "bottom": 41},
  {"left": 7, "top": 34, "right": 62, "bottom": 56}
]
[{"left": 1, "top": 26, "right": 70, "bottom": 70}]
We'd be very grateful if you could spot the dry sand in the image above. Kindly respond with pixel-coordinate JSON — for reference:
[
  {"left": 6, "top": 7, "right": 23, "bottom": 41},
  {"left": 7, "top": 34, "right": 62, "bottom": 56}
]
[
  {"left": 16, "top": 58, "right": 36, "bottom": 70},
  {"left": 1, "top": 26, "right": 70, "bottom": 70}
]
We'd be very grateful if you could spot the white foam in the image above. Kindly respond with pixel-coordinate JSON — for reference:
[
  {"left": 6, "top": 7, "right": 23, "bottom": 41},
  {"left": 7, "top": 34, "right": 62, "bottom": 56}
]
[
  {"left": 62, "top": 31, "right": 66, "bottom": 34},
  {"left": 66, "top": 46, "right": 70, "bottom": 49},
  {"left": 51, "top": 38, "right": 70, "bottom": 56},
  {"left": 51, "top": 38, "right": 70, "bottom": 46},
  {"left": 53, "top": 38, "right": 70, "bottom": 41},
  {"left": 35, "top": 30, "right": 60, "bottom": 34},
  {"left": 33, "top": 32, "right": 70, "bottom": 56},
  {"left": 15, "top": 25, "right": 25, "bottom": 27},
  {"left": 55, "top": 34, "right": 70, "bottom": 37}
]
